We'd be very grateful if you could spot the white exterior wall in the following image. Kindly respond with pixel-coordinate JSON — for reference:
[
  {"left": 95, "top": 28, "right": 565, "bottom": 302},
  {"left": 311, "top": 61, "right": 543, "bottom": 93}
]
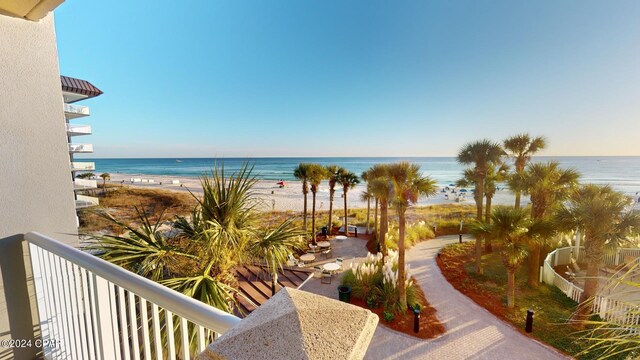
[{"left": 0, "top": 12, "right": 79, "bottom": 359}]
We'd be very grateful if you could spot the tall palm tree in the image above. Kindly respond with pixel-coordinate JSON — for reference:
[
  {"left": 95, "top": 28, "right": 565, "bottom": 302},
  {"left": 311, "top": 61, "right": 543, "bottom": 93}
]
[
  {"left": 365, "top": 164, "right": 392, "bottom": 254},
  {"left": 513, "top": 161, "right": 580, "bottom": 286},
  {"left": 325, "top": 165, "right": 344, "bottom": 235},
  {"left": 308, "top": 164, "right": 327, "bottom": 243},
  {"left": 387, "top": 162, "right": 437, "bottom": 307},
  {"left": 99, "top": 172, "right": 110, "bottom": 190},
  {"left": 360, "top": 190, "right": 373, "bottom": 234},
  {"left": 293, "top": 163, "right": 312, "bottom": 232},
  {"left": 457, "top": 139, "right": 505, "bottom": 274},
  {"left": 503, "top": 134, "right": 546, "bottom": 209},
  {"left": 556, "top": 185, "right": 640, "bottom": 328},
  {"left": 482, "top": 163, "right": 509, "bottom": 252},
  {"left": 337, "top": 170, "right": 360, "bottom": 236},
  {"left": 472, "top": 207, "right": 535, "bottom": 308}
]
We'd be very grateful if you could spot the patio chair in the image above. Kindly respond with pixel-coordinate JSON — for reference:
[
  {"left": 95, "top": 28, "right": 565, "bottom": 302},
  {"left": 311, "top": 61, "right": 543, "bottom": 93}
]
[
  {"left": 321, "top": 270, "right": 332, "bottom": 284},
  {"left": 336, "top": 258, "right": 344, "bottom": 270},
  {"left": 309, "top": 244, "right": 318, "bottom": 253},
  {"left": 313, "top": 266, "right": 323, "bottom": 279},
  {"left": 286, "top": 254, "right": 297, "bottom": 267},
  {"left": 322, "top": 248, "right": 332, "bottom": 259}
]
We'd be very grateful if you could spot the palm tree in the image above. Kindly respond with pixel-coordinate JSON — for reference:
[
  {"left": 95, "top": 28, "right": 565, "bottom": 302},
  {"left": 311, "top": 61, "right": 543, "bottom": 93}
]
[
  {"left": 308, "top": 164, "right": 327, "bottom": 243},
  {"left": 337, "top": 170, "right": 360, "bottom": 236},
  {"left": 457, "top": 139, "right": 505, "bottom": 274},
  {"left": 556, "top": 185, "right": 640, "bottom": 328},
  {"left": 76, "top": 172, "right": 95, "bottom": 179},
  {"left": 325, "top": 165, "right": 344, "bottom": 235},
  {"left": 99, "top": 172, "right": 110, "bottom": 190},
  {"left": 472, "top": 207, "right": 531, "bottom": 308},
  {"left": 360, "top": 190, "right": 373, "bottom": 234},
  {"left": 293, "top": 163, "right": 312, "bottom": 232},
  {"left": 365, "top": 164, "right": 392, "bottom": 254},
  {"left": 513, "top": 161, "right": 580, "bottom": 286},
  {"left": 503, "top": 134, "right": 546, "bottom": 209},
  {"left": 387, "top": 162, "right": 437, "bottom": 307}
]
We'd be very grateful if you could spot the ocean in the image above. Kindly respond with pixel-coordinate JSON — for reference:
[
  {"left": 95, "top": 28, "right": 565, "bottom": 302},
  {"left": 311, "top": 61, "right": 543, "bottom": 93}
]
[{"left": 86, "top": 157, "right": 640, "bottom": 200}]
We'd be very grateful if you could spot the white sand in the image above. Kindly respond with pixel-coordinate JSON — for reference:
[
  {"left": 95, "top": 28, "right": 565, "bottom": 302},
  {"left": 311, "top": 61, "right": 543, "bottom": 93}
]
[{"left": 107, "top": 173, "right": 528, "bottom": 212}]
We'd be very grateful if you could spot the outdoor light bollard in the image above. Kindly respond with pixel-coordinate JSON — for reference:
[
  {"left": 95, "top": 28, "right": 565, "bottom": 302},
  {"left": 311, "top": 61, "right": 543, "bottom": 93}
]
[
  {"left": 525, "top": 309, "right": 534, "bottom": 333},
  {"left": 413, "top": 308, "right": 420, "bottom": 333},
  {"left": 459, "top": 234, "right": 462, "bottom": 243},
  {"left": 355, "top": 227, "right": 358, "bottom": 237}
]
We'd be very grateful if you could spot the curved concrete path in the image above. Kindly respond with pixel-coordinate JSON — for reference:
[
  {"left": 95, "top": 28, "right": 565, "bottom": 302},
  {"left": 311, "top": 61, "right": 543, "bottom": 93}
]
[{"left": 364, "top": 235, "right": 569, "bottom": 360}]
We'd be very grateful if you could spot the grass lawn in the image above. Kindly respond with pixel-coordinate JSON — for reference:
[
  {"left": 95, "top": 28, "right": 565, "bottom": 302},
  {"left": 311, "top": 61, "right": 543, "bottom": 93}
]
[{"left": 438, "top": 242, "right": 631, "bottom": 360}]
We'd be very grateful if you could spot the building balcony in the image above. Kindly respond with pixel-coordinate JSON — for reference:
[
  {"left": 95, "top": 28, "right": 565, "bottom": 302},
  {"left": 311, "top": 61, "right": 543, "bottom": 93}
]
[
  {"left": 75, "top": 194, "right": 99, "bottom": 208},
  {"left": 63, "top": 103, "right": 90, "bottom": 119},
  {"left": 69, "top": 143, "right": 93, "bottom": 153},
  {"left": 71, "top": 161, "right": 95, "bottom": 172},
  {"left": 73, "top": 178, "right": 97, "bottom": 191},
  {"left": 66, "top": 123, "right": 92, "bottom": 136}
]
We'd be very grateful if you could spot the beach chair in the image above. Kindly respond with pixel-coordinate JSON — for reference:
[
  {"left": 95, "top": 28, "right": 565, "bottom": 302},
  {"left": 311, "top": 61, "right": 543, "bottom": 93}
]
[{"left": 321, "top": 270, "right": 332, "bottom": 284}]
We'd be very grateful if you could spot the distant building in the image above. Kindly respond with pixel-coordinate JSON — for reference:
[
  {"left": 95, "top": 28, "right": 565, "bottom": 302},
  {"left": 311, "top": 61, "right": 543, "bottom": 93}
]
[{"left": 61, "top": 75, "right": 103, "bottom": 211}]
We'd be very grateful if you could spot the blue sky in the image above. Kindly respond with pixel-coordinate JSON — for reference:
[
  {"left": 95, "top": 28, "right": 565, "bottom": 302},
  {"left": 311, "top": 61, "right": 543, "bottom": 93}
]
[{"left": 55, "top": 1, "right": 640, "bottom": 158}]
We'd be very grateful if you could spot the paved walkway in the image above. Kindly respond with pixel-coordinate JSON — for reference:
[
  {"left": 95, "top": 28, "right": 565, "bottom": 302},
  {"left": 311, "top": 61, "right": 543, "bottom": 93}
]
[{"left": 364, "top": 235, "right": 569, "bottom": 360}]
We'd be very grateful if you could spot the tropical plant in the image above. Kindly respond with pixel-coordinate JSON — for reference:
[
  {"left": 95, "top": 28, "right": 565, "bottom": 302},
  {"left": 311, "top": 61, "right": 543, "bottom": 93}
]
[
  {"left": 503, "top": 134, "right": 546, "bottom": 209},
  {"left": 555, "top": 184, "right": 640, "bottom": 328},
  {"left": 99, "top": 172, "right": 110, "bottom": 189},
  {"left": 471, "top": 207, "right": 531, "bottom": 308},
  {"left": 325, "top": 165, "right": 345, "bottom": 235},
  {"left": 387, "top": 162, "right": 437, "bottom": 307},
  {"left": 307, "top": 164, "right": 327, "bottom": 243},
  {"left": 337, "top": 170, "right": 360, "bottom": 236},
  {"left": 457, "top": 139, "right": 505, "bottom": 274},
  {"left": 360, "top": 190, "right": 373, "bottom": 234},
  {"left": 88, "top": 163, "right": 305, "bottom": 316},
  {"left": 512, "top": 161, "right": 580, "bottom": 286},
  {"left": 367, "top": 166, "right": 393, "bottom": 255},
  {"left": 293, "top": 163, "right": 312, "bottom": 232},
  {"left": 76, "top": 172, "right": 95, "bottom": 179}
]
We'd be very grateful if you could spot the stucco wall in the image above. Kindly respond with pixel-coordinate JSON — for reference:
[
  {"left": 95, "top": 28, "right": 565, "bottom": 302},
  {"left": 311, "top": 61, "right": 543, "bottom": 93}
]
[{"left": 0, "top": 12, "right": 79, "bottom": 359}]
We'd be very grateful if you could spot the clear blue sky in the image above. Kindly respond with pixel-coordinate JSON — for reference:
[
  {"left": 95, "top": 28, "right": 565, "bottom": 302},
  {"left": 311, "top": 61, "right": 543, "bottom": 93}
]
[{"left": 55, "top": 1, "right": 640, "bottom": 158}]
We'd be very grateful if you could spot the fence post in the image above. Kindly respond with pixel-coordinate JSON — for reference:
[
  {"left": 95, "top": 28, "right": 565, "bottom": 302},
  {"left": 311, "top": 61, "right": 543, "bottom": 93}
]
[{"left": 93, "top": 274, "right": 118, "bottom": 359}]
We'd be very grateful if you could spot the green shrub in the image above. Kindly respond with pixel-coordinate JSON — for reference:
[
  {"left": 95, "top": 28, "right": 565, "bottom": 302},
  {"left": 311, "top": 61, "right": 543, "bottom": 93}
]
[
  {"left": 382, "top": 311, "right": 395, "bottom": 322},
  {"left": 385, "top": 221, "right": 435, "bottom": 250}
]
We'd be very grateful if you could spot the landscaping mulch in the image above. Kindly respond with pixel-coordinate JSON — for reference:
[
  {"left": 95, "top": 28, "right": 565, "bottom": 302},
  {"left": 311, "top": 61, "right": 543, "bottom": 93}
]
[{"left": 349, "top": 284, "right": 445, "bottom": 339}]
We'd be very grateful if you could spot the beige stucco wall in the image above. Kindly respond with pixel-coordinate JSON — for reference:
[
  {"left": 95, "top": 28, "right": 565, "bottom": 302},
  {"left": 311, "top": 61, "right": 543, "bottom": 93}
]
[{"left": 0, "top": 12, "right": 78, "bottom": 359}]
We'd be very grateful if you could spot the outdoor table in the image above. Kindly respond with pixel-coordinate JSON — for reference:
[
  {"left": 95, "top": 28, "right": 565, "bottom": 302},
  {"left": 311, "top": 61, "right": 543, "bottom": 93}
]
[
  {"left": 335, "top": 235, "right": 347, "bottom": 241},
  {"left": 300, "top": 254, "right": 316, "bottom": 264},
  {"left": 323, "top": 262, "right": 341, "bottom": 272},
  {"left": 317, "top": 241, "right": 331, "bottom": 248}
]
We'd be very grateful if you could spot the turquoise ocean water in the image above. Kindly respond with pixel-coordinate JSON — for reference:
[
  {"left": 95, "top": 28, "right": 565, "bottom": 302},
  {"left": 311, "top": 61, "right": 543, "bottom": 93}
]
[{"left": 87, "top": 157, "right": 640, "bottom": 199}]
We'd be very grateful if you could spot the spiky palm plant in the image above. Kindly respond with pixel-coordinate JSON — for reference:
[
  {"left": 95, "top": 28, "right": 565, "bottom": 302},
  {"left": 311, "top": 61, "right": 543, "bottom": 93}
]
[
  {"left": 503, "top": 134, "right": 546, "bottom": 209},
  {"left": 387, "top": 162, "right": 437, "bottom": 307},
  {"left": 556, "top": 185, "right": 640, "bottom": 328},
  {"left": 457, "top": 139, "right": 505, "bottom": 274},
  {"left": 337, "top": 170, "right": 360, "bottom": 236},
  {"left": 99, "top": 172, "right": 110, "bottom": 190},
  {"left": 365, "top": 164, "right": 392, "bottom": 255}
]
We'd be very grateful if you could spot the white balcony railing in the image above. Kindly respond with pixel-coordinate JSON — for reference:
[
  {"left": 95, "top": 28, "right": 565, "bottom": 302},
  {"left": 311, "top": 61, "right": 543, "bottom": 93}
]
[
  {"left": 63, "top": 103, "right": 90, "bottom": 119},
  {"left": 75, "top": 195, "right": 99, "bottom": 209},
  {"left": 69, "top": 143, "right": 94, "bottom": 153},
  {"left": 73, "top": 178, "right": 97, "bottom": 190},
  {"left": 66, "top": 124, "right": 92, "bottom": 136},
  {"left": 71, "top": 162, "right": 95, "bottom": 172},
  {"left": 25, "top": 232, "right": 241, "bottom": 360}
]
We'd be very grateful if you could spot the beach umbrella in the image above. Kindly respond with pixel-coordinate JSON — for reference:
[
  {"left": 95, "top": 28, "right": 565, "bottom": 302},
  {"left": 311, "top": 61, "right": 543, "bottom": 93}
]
[
  {"left": 459, "top": 189, "right": 467, "bottom": 193},
  {"left": 197, "top": 288, "right": 378, "bottom": 360}
]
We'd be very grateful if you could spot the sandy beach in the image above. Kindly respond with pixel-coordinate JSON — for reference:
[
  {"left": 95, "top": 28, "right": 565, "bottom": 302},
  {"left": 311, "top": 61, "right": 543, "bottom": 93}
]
[{"left": 106, "top": 173, "right": 528, "bottom": 212}]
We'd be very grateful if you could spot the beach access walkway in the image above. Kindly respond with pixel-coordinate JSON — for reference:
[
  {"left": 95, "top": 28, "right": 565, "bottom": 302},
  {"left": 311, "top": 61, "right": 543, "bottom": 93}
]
[{"left": 364, "top": 234, "right": 568, "bottom": 359}]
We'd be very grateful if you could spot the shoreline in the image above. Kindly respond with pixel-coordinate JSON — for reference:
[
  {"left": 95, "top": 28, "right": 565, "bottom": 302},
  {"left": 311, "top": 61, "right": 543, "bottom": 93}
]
[{"left": 106, "top": 173, "right": 529, "bottom": 212}]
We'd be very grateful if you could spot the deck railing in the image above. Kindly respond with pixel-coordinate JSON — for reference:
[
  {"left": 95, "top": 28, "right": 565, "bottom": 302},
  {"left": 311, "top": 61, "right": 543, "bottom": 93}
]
[
  {"left": 542, "top": 246, "right": 640, "bottom": 331},
  {"left": 25, "top": 232, "right": 241, "bottom": 360}
]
